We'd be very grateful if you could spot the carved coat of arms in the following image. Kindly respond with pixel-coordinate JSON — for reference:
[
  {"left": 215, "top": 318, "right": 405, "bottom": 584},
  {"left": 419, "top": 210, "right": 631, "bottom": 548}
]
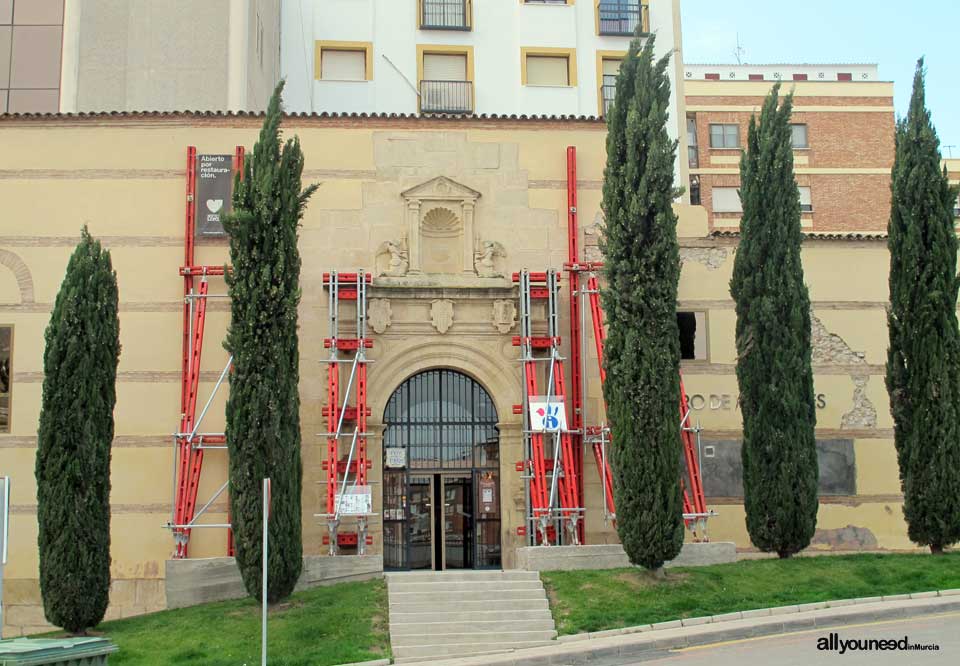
[{"left": 430, "top": 299, "right": 455, "bottom": 334}]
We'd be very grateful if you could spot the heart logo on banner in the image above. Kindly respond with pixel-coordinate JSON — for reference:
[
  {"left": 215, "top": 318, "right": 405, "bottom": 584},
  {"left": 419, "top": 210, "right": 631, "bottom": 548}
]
[{"left": 206, "top": 199, "right": 224, "bottom": 214}]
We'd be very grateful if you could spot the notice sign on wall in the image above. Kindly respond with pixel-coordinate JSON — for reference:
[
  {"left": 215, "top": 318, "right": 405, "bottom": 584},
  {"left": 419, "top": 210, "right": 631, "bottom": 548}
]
[
  {"left": 528, "top": 396, "right": 568, "bottom": 432},
  {"left": 196, "top": 154, "right": 234, "bottom": 236},
  {"left": 385, "top": 448, "right": 406, "bottom": 468},
  {"left": 336, "top": 486, "right": 373, "bottom": 516}
]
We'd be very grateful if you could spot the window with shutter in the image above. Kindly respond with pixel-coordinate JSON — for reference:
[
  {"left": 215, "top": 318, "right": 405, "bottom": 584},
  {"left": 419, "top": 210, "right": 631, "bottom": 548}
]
[
  {"left": 712, "top": 187, "right": 743, "bottom": 213},
  {"left": 799, "top": 186, "right": 813, "bottom": 213},
  {"left": 423, "top": 53, "right": 467, "bottom": 81},
  {"left": 526, "top": 55, "right": 569, "bottom": 86},
  {"left": 320, "top": 49, "right": 366, "bottom": 81}
]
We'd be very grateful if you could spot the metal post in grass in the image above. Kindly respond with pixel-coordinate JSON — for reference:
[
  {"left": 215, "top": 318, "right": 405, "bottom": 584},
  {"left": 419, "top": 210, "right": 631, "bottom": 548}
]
[
  {"left": 0, "top": 476, "right": 8, "bottom": 638},
  {"left": 262, "top": 477, "right": 271, "bottom": 666}
]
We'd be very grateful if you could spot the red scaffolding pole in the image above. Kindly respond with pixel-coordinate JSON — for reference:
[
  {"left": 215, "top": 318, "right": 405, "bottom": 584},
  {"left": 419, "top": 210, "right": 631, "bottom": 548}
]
[{"left": 170, "top": 145, "right": 242, "bottom": 558}]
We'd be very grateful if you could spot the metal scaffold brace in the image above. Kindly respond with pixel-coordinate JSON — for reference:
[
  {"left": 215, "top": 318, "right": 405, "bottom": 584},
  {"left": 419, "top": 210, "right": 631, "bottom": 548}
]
[
  {"left": 166, "top": 145, "right": 244, "bottom": 558},
  {"left": 513, "top": 269, "right": 583, "bottom": 546},
  {"left": 317, "top": 271, "right": 376, "bottom": 555},
  {"left": 563, "top": 145, "right": 715, "bottom": 540}
]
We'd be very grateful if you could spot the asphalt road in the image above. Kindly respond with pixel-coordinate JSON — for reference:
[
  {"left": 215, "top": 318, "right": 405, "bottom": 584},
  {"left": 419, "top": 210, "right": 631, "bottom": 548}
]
[{"left": 591, "top": 611, "right": 960, "bottom": 666}]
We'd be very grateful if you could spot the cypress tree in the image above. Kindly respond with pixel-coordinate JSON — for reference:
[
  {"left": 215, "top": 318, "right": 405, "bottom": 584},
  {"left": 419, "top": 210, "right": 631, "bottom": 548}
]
[
  {"left": 600, "top": 35, "right": 684, "bottom": 572},
  {"left": 730, "top": 84, "right": 819, "bottom": 558},
  {"left": 886, "top": 59, "right": 960, "bottom": 554},
  {"left": 35, "top": 227, "right": 119, "bottom": 634},
  {"left": 224, "top": 81, "right": 317, "bottom": 601}
]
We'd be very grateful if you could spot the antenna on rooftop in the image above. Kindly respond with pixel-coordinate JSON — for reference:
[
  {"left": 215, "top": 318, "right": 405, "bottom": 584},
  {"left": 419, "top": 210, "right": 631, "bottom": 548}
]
[
  {"left": 733, "top": 33, "right": 745, "bottom": 65},
  {"left": 945, "top": 145, "right": 956, "bottom": 158}
]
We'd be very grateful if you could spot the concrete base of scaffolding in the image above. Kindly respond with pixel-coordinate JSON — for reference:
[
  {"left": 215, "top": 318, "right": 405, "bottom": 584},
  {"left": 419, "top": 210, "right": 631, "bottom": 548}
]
[
  {"left": 165, "top": 554, "right": 383, "bottom": 609},
  {"left": 514, "top": 542, "right": 736, "bottom": 572}
]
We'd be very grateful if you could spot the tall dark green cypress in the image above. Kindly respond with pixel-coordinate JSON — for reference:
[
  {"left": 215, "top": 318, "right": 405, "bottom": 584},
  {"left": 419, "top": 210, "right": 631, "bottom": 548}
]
[
  {"left": 886, "top": 59, "right": 960, "bottom": 554},
  {"left": 224, "top": 81, "right": 318, "bottom": 601},
  {"left": 35, "top": 227, "right": 119, "bottom": 634},
  {"left": 600, "top": 35, "right": 684, "bottom": 572},
  {"left": 730, "top": 84, "right": 818, "bottom": 558}
]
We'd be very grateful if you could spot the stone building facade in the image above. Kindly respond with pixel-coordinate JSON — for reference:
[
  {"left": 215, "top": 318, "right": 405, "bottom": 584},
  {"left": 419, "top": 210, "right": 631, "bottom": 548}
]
[{"left": 0, "top": 112, "right": 917, "bottom": 635}]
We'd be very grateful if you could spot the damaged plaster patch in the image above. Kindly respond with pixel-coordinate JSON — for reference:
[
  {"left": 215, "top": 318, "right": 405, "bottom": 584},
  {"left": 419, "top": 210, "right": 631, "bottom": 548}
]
[
  {"left": 680, "top": 247, "right": 729, "bottom": 271},
  {"left": 811, "top": 314, "right": 867, "bottom": 366},
  {"left": 841, "top": 375, "right": 878, "bottom": 429},
  {"left": 583, "top": 212, "right": 604, "bottom": 263},
  {"left": 811, "top": 525, "right": 879, "bottom": 550}
]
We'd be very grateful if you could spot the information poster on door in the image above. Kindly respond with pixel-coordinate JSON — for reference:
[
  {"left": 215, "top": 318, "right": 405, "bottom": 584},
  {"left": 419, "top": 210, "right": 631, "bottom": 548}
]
[
  {"left": 528, "top": 396, "right": 567, "bottom": 432},
  {"left": 195, "top": 154, "right": 234, "bottom": 237}
]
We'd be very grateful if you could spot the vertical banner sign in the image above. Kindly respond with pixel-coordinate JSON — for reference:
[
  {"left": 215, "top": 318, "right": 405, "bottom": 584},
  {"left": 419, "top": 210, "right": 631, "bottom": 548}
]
[
  {"left": 196, "top": 154, "right": 235, "bottom": 237},
  {"left": 528, "top": 396, "right": 568, "bottom": 432}
]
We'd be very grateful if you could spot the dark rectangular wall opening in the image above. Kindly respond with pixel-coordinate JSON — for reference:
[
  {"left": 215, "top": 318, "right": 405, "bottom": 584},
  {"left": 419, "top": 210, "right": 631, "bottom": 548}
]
[{"left": 677, "top": 312, "right": 698, "bottom": 360}]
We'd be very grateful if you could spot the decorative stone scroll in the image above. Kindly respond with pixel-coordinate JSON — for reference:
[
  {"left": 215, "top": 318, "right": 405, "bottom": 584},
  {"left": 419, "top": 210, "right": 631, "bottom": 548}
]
[
  {"left": 491, "top": 299, "right": 517, "bottom": 334},
  {"left": 368, "top": 299, "right": 393, "bottom": 334}
]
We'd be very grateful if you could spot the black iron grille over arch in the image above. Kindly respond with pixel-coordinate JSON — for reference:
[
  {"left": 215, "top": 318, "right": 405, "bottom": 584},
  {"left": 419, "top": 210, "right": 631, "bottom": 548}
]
[{"left": 383, "top": 369, "right": 499, "bottom": 469}]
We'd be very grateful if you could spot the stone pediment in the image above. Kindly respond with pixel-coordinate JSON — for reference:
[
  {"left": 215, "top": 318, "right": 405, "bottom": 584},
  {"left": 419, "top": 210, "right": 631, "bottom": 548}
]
[{"left": 401, "top": 176, "right": 481, "bottom": 203}]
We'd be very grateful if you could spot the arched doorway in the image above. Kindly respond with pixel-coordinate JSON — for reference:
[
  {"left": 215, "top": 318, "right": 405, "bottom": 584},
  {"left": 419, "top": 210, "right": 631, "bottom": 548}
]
[{"left": 382, "top": 369, "right": 501, "bottom": 570}]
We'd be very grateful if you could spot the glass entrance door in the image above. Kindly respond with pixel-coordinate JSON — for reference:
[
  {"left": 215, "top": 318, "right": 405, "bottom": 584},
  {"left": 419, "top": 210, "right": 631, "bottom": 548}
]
[{"left": 442, "top": 476, "right": 473, "bottom": 569}]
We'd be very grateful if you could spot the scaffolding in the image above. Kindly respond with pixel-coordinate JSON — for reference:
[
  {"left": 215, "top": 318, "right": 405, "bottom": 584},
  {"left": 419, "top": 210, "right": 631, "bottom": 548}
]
[
  {"left": 318, "top": 271, "right": 375, "bottom": 555},
  {"left": 514, "top": 270, "right": 583, "bottom": 546},
  {"left": 167, "top": 145, "right": 243, "bottom": 558},
  {"left": 522, "top": 146, "right": 714, "bottom": 543}
]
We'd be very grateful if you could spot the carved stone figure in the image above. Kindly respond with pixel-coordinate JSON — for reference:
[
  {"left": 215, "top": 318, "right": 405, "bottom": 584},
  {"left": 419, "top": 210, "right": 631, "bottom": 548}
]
[
  {"left": 368, "top": 299, "right": 393, "bottom": 334},
  {"left": 375, "top": 239, "right": 409, "bottom": 277},
  {"left": 474, "top": 240, "right": 506, "bottom": 278},
  {"left": 430, "top": 299, "right": 455, "bottom": 334},
  {"left": 491, "top": 299, "right": 517, "bottom": 334}
]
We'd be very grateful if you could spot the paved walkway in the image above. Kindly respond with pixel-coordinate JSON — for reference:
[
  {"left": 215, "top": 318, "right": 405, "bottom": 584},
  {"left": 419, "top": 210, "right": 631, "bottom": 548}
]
[{"left": 600, "top": 612, "right": 958, "bottom": 665}]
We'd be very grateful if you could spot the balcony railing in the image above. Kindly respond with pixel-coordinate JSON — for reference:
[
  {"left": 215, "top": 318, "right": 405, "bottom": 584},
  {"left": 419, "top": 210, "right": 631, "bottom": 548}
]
[
  {"left": 421, "top": 0, "right": 470, "bottom": 30},
  {"left": 420, "top": 80, "right": 474, "bottom": 114},
  {"left": 598, "top": 1, "right": 650, "bottom": 36}
]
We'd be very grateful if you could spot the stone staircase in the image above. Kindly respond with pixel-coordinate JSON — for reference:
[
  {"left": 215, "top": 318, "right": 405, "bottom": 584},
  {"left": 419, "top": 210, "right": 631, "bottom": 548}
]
[{"left": 386, "top": 570, "right": 557, "bottom": 662}]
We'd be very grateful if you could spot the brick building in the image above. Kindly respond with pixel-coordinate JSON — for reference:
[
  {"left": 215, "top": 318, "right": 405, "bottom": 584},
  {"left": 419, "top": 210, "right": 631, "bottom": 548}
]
[{"left": 682, "top": 64, "right": 895, "bottom": 233}]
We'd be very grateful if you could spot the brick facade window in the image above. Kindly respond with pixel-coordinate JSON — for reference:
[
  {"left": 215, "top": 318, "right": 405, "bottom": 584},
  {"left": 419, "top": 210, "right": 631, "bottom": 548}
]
[
  {"left": 791, "top": 123, "right": 809, "bottom": 149},
  {"left": 709, "top": 123, "right": 739, "bottom": 149}
]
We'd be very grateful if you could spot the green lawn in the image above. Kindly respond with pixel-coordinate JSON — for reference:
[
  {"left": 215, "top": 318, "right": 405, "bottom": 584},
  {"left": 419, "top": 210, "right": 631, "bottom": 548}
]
[
  {"left": 542, "top": 552, "right": 960, "bottom": 635},
  {"left": 75, "top": 578, "right": 389, "bottom": 666}
]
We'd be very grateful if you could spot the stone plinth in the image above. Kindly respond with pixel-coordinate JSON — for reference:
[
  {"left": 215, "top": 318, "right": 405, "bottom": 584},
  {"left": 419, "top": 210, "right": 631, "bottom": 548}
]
[
  {"left": 165, "top": 555, "right": 383, "bottom": 609},
  {"left": 514, "top": 542, "right": 736, "bottom": 571}
]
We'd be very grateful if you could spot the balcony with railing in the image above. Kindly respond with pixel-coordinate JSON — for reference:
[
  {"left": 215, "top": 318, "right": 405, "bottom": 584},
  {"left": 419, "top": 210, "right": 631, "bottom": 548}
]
[
  {"left": 598, "top": 1, "right": 650, "bottom": 36},
  {"left": 420, "top": 0, "right": 470, "bottom": 30},
  {"left": 420, "top": 80, "right": 474, "bottom": 114}
]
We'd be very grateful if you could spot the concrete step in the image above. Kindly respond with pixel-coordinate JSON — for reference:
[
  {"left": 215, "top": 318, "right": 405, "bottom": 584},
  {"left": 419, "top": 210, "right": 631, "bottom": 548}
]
[
  {"left": 392, "top": 648, "right": 514, "bottom": 664},
  {"left": 389, "top": 597, "right": 550, "bottom": 613},
  {"left": 385, "top": 570, "right": 541, "bottom": 583},
  {"left": 390, "top": 608, "right": 554, "bottom": 624},
  {"left": 389, "top": 588, "right": 546, "bottom": 602},
  {"left": 388, "top": 579, "right": 545, "bottom": 593},
  {"left": 393, "top": 640, "right": 556, "bottom": 659},
  {"left": 390, "top": 619, "right": 557, "bottom": 636},
  {"left": 394, "top": 630, "right": 557, "bottom": 646}
]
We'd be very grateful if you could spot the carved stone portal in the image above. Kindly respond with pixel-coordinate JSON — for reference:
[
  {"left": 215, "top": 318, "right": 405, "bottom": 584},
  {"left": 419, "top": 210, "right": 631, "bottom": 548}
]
[
  {"left": 368, "top": 299, "right": 393, "bottom": 334},
  {"left": 401, "top": 176, "right": 481, "bottom": 276},
  {"left": 491, "top": 299, "right": 517, "bottom": 334},
  {"left": 430, "top": 299, "right": 455, "bottom": 334}
]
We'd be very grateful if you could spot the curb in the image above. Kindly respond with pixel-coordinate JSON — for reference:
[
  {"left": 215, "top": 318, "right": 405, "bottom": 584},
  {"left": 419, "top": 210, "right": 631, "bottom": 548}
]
[
  {"left": 392, "top": 589, "right": 960, "bottom": 666},
  {"left": 339, "top": 659, "right": 391, "bottom": 666}
]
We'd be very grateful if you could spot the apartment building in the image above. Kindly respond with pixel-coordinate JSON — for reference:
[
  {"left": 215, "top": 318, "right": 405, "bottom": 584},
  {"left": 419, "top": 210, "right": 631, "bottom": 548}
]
[
  {"left": 281, "top": 1, "right": 684, "bottom": 122},
  {"left": 2, "top": 0, "right": 280, "bottom": 114},
  {"left": 682, "top": 64, "right": 895, "bottom": 233}
]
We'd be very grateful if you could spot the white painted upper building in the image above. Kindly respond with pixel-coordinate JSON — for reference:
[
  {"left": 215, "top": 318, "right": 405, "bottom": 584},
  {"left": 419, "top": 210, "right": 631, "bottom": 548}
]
[
  {"left": 281, "top": 1, "right": 684, "bottom": 125},
  {"left": 684, "top": 63, "right": 880, "bottom": 83}
]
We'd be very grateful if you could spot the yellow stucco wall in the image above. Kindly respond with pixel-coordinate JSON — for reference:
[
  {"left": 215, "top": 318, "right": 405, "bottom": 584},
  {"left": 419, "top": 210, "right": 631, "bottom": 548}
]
[{"left": 0, "top": 115, "right": 916, "bottom": 635}]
